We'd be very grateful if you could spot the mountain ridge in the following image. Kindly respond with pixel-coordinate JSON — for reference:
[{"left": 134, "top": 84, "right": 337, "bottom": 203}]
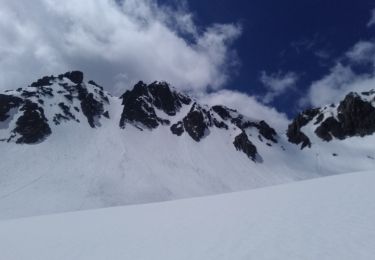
[{"left": 1, "top": 70, "right": 375, "bottom": 219}]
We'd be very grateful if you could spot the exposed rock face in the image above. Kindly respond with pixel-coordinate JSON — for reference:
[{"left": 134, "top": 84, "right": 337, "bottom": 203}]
[
  {"left": 61, "top": 71, "right": 84, "bottom": 85},
  {"left": 78, "top": 87, "right": 104, "bottom": 128},
  {"left": 0, "top": 71, "right": 110, "bottom": 144},
  {"left": 148, "top": 82, "right": 190, "bottom": 116},
  {"left": 170, "top": 122, "right": 184, "bottom": 136},
  {"left": 182, "top": 103, "right": 211, "bottom": 142},
  {"left": 0, "top": 95, "right": 23, "bottom": 121},
  {"left": 0, "top": 73, "right": 281, "bottom": 163},
  {"left": 124, "top": 82, "right": 276, "bottom": 161},
  {"left": 257, "top": 121, "right": 278, "bottom": 143},
  {"left": 212, "top": 105, "right": 232, "bottom": 120},
  {"left": 13, "top": 101, "right": 51, "bottom": 144},
  {"left": 120, "top": 82, "right": 167, "bottom": 129},
  {"left": 119, "top": 81, "right": 190, "bottom": 130},
  {"left": 30, "top": 76, "right": 54, "bottom": 88},
  {"left": 288, "top": 91, "right": 375, "bottom": 147},
  {"left": 315, "top": 117, "right": 342, "bottom": 141},
  {"left": 315, "top": 93, "right": 375, "bottom": 141},
  {"left": 287, "top": 108, "right": 320, "bottom": 149},
  {"left": 233, "top": 132, "right": 257, "bottom": 161},
  {"left": 212, "top": 105, "right": 278, "bottom": 143}
]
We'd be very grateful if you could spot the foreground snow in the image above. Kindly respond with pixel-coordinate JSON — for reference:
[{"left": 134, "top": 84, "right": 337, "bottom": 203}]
[{"left": 0, "top": 171, "right": 374, "bottom": 260}]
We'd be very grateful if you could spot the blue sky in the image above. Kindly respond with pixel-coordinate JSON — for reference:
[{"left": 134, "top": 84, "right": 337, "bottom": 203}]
[{"left": 160, "top": 0, "right": 375, "bottom": 115}]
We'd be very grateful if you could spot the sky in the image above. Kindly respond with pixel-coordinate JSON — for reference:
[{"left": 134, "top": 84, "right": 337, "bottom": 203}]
[{"left": 0, "top": 0, "right": 374, "bottom": 125}]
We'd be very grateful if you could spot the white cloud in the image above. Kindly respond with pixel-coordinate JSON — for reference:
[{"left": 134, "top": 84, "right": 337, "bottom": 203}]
[
  {"left": 368, "top": 8, "right": 375, "bottom": 27},
  {"left": 303, "top": 40, "right": 375, "bottom": 108},
  {"left": 259, "top": 71, "right": 299, "bottom": 104},
  {"left": 198, "top": 90, "right": 290, "bottom": 131},
  {"left": 0, "top": 0, "right": 241, "bottom": 94},
  {"left": 346, "top": 41, "right": 375, "bottom": 64}
]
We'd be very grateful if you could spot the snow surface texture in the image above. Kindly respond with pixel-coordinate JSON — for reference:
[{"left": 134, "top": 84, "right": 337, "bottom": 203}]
[
  {"left": 0, "top": 171, "right": 374, "bottom": 260},
  {"left": 1, "top": 72, "right": 375, "bottom": 219}
]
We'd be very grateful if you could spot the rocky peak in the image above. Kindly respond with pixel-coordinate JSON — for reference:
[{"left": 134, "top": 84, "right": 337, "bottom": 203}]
[
  {"left": 1, "top": 73, "right": 281, "bottom": 163},
  {"left": 119, "top": 81, "right": 191, "bottom": 130},
  {"left": 0, "top": 71, "right": 110, "bottom": 144},
  {"left": 315, "top": 92, "right": 375, "bottom": 141},
  {"left": 288, "top": 90, "right": 375, "bottom": 148}
]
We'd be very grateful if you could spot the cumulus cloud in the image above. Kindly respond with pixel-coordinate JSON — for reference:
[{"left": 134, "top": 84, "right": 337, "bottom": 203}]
[
  {"left": 198, "top": 90, "right": 290, "bottom": 131},
  {"left": 0, "top": 0, "right": 241, "bottom": 94},
  {"left": 302, "top": 40, "right": 375, "bottom": 108},
  {"left": 259, "top": 71, "right": 299, "bottom": 104}
]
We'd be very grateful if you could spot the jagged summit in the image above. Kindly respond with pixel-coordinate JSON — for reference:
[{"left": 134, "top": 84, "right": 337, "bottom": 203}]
[
  {"left": 287, "top": 90, "right": 375, "bottom": 149},
  {"left": 0, "top": 72, "right": 279, "bottom": 162},
  {"left": 2, "top": 70, "right": 375, "bottom": 158},
  {"left": 119, "top": 80, "right": 278, "bottom": 161},
  {"left": 0, "top": 71, "right": 110, "bottom": 144},
  {"left": 2, "top": 71, "right": 375, "bottom": 219}
]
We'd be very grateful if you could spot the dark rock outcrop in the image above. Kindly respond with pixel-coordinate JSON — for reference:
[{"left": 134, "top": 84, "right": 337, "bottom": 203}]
[
  {"left": 170, "top": 121, "right": 184, "bottom": 136},
  {"left": 287, "top": 108, "right": 320, "bottom": 149},
  {"left": 79, "top": 89, "right": 105, "bottom": 128},
  {"left": 0, "top": 94, "right": 23, "bottom": 121},
  {"left": 148, "top": 82, "right": 190, "bottom": 116},
  {"left": 119, "top": 81, "right": 189, "bottom": 130},
  {"left": 30, "top": 76, "right": 55, "bottom": 88},
  {"left": 182, "top": 103, "right": 211, "bottom": 142},
  {"left": 120, "top": 82, "right": 164, "bottom": 129},
  {"left": 257, "top": 121, "right": 278, "bottom": 143},
  {"left": 315, "top": 93, "right": 375, "bottom": 141},
  {"left": 233, "top": 132, "right": 258, "bottom": 161},
  {"left": 62, "top": 71, "right": 84, "bottom": 85},
  {"left": 212, "top": 105, "right": 233, "bottom": 120},
  {"left": 212, "top": 105, "right": 277, "bottom": 143},
  {"left": 13, "top": 101, "right": 51, "bottom": 144}
]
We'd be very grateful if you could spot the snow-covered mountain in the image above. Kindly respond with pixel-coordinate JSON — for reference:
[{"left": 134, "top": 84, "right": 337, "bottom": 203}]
[{"left": 1, "top": 71, "right": 375, "bottom": 219}]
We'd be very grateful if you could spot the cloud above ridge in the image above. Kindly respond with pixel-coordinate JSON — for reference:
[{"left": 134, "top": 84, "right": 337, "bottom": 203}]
[
  {"left": 199, "top": 90, "right": 290, "bottom": 131},
  {"left": 0, "top": 0, "right": 241, "bottom": 94},
  {"left": 259, "top": 71, "right": 299, "bottom": 104},
  {"left": 302, "top": 40, "right": 375, "bottom": 108}
]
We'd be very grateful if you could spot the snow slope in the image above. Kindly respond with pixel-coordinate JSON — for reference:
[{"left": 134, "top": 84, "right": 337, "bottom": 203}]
[
  {"left": 1, "top": 73, "right": 375, "bottom": 220},
  {"left": 0, "top": 170, "right": 374, "bottom": 260}
]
